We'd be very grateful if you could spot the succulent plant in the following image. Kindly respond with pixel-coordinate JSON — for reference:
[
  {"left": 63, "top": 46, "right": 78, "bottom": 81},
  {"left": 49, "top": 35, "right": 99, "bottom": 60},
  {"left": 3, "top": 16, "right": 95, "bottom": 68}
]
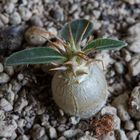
[{"left": 5, "top": 19, "right": 127, "bottom": 118}]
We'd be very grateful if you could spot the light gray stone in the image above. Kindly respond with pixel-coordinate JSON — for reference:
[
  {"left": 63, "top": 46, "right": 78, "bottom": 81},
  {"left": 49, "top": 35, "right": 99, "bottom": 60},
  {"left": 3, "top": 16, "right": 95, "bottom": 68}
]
[
  {"left": 124, "top": 120, "right": 135, "bottom": 131},
  {"left": 4, "top": 3, "right": 15, "bottom": 13},
  {"left": 49, "top": 127, "right": 57, "bottom": 139},
  {"left": 38, "top": 135, "right": 49, "bottom": 140},
  {"left": 17, "top": 135, "right": 29, "bottom": 140},
  {"left": 129, "top": 55, "right": 140, "bottom": 76},
  {"left": 0, "top": 19, "right": 4, "bottom": 27},
  {"left": 0, "top": 120, "right": 17, "bottom": 137},
  {"left": 31, "top": 124, "right": 46, "bottom": 139},
  {"left": 47, "top": 27, "right": 57, "bottom": 36},
  {"left": 136, "top": 121, "right": 140, "bottom": 132},
  {"left": 57, "top": 136, "right": 67, "bottom": 140},
  {"left": 122, "top": 0, "right": 140, "bottom": 4},
  {"left": 124, "top": 50, "right": 131, "bottom": 62},
  {"left": 6, "top": 84, "right": 15, "bottom": 105},
  {"left": 10, "top": 12, "right": 21, "bottom": 25},
  {"left": 128, "top": 86, "right": 140, "bottom": 119},
  {"left": 30, "top": 15, "right": 43, "bottom": 27},
  {"left": 0, "top": 63, "right": 4, "bottom": 73},
  {"left": 95, "top": 51, "right": 114, "bottom": 70},
  {"left": 0, "top": 14, "right": 9, "bottom": 24},
  {"left": 11, "top": 131, "right": 17, "bottom": 140},
  {"left": 5, "top": 66, "right": 14, "bottom": 76},
  {"left": 9, "top": 0, "right": 18, "bottom": 3},
  {"left": 78, "top": 135, "right": 98, "bottom": 140},
  {"left": 101, "top": 131, "right": 116, "bottom": 140},
  {"left": 115, "top": 129, "right": 128, "bottom": 140},
  {"left": 127, "top": 23, "right": 140, "bottom": 53},
  {"left": 19, "top": 7, "right": 32, "bottom": 21},
  {"left": 70, "top": 116, "right": 80, "bottom": 125},
  {"left": 63, "top": 129, "right": 83, "bottom": 138},
  {"left": 0, "top": 98, "right": 13, "bottom": 111},
  {"left": 0, "top": 110, "right": 5, "bottom": 121},
  {"left": 113, "top": 115, "right": 121, "bottom": 130},
  {"left": 0, "top": 73, "right": 10, "bottom": 84},
  {"left": 127, "top": 130, "right": 139, "bottom": 140},
  {"left": 115, "top": 62, "right": 124, "bottom": 74},
  {"left": 117, "top": 105, "right": 130, "bottom": 121},
  {"left": 112, "top": 93, "right": 130, "bottom": 121},
  {"left": 14, "top": 97, "right": 28, "bottom": 113},
  {"left": 101, "top": 106, "right": 117, "bottom": 116}
]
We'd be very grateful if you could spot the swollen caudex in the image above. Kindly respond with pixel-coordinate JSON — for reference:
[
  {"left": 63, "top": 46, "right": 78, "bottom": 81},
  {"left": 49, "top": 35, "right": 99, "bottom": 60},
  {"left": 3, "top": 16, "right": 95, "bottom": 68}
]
[{"left": 52, "top": 60, "right": 108, "bottom": 118}]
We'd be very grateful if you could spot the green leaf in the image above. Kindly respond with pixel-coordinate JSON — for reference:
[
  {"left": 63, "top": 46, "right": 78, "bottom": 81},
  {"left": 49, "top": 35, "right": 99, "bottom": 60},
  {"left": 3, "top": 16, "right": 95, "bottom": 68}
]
[
  {"left": 5, "top": 47, "right": 66, "bottom": 65},
  {"left": 59, "top": 19, "right": 93, "bottom": 45},
  {"left": 84, "top": 38, "right": 127, "bottom": 53}
]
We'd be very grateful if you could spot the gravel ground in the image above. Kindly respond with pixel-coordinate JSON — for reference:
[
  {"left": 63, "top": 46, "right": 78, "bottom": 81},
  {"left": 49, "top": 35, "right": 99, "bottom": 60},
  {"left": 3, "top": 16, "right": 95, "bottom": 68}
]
[{"left": 0, "top": 0, "right": 140, "bottom": 140}]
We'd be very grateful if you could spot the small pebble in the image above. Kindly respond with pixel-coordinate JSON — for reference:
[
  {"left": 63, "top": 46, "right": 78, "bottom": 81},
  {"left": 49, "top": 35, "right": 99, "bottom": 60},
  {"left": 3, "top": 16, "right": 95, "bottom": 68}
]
[
  {"left": 113, "top": 115, "right": 121, "bottom": 130},
  {"left": 6, "top": 84, "right": 15, "bottom": 105},
  {"left": 112, "top": 93, "right": 130, "bottom": 121},
  {"left": 101, "top": 106, "right": 117, "bottom": 116},
  {"left": 31, "top": 124, "right": 45, "bottom": 139},
  {"left": 0, "top": 73, "right": 10, "bottom": 84},
  {"left": 11, "top": 131, "right": 17, "bottom": 140},
  {"left": 0, "top": 98, "right": 13, "bottom": 111},
  {"left": 4, "top": 3, "right": 15, "bottom": 14},
  {"left": 117, "top": 105, "right": 130, "bottom": 121},
  {"left": 124, "top": 120, "right": 135, "bottom": 131},
  {"left": 115, "top": 62, "right": 124, "bottom": 74},
  {"left": 17, "top": 119, "right": 26, "bottom": 128},
  {"left": 17, "top": 73, "right": 24, "bottom": 81},
  {"left": 0, "top": 14, "right": 9, "bottom": 24},
  {"left": 115, "top": 129, "right": 128, "bottom": 140},
  {"left": 9, "top": 0, "right": 18, "bottom": 3},
  {"left": 101, "top": 131, "right": 116, "bottom": 140},
  {"left": 0, "top": 63, "right": 4, "bottom": 73},
  {"left": 17, "top": 135, "right": 29, "bottom": 140},
  {"left": 14, "top": 97, "right": 28, "bottom": 113},
  {"left": 49, "top": 127, "right": 57, "bottom": 139},
  {"left": 0, "top": 120, "right": 17, "bottom": 137},
  {"left": 48, "top": 27, "right": 57, "bottom": 36},
  {"left": 136, "top": 121, "right": 140, "bottom": 131},
  {"left": 49, "top": 6, "right": 64, "bottom": 21},
  {"left": 30, "top": 15, "right": 43, "bottom": 27},
  {"left": 19, "top": 7, "right": 32, "bottom": 21},
  {"left": 0, "top": 20, "right": 4, "bottom": 27},
  {"left": 10, "top": 12, "right": 21, "bottom": 25},
  {"left": 57, "top": 136, "right": 67, "bottom": 140},
  {"left": 128, "top": 86, "right": 140, "bottom": 119},
  {"left": 5, "top": 66, "right": 14, "bottom": 76},
  {"left": 25, "top": 26, "right": 48, "bottom": 45},
  {"left": 129, "top": 55, "right": 140, "bottom": 76},
  {"left": 70, "top": 116, "right": 80, "bottom": 125},
  {"left": 127, "top": 130, "right": 139, "bottom": 140},
  {"left": 124, "top": 50, "right": 131, "bottom": 62},
  {"left": 0, "top": 110, "right": 5, "bottom": 121},
  {"left": 39, "top": 135, "right": 49, "bottom": 140},
  {"left": 63, "top": 129, "right": 83, "bottom": 138},
  {"left": 78, "top": 135, "right": 98, "bottom": 140}
]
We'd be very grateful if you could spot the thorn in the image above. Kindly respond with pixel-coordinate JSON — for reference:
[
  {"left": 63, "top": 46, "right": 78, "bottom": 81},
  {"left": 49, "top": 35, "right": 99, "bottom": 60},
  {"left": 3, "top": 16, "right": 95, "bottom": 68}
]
[
  {"left": 49, "top": 66, "right": 67, "bottom": 71},
  {"left": 64, "top": 61, "right": 73, "bottom": 66},
  {"left": 50, "top": 62, "right": 59, "bottom": 66}
]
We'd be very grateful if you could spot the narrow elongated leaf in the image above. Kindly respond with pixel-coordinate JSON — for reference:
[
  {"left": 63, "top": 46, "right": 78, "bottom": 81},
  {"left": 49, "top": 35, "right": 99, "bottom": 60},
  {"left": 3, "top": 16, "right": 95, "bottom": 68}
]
[
  {"left": 59, "top": 19, "right": 93, "bottom": 45},
  {"left": 84, "top": 38, "right": 127, "bottom": 53},
  {"left": 5, "top": 47, "right": 66, "bottom": 65}
]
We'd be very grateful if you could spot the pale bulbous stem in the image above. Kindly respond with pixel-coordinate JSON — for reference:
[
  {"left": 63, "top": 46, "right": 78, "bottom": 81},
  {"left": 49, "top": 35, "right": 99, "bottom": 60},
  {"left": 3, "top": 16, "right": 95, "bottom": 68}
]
[{"left": 52, "top": 62, "right": 108, "bottom": 118}]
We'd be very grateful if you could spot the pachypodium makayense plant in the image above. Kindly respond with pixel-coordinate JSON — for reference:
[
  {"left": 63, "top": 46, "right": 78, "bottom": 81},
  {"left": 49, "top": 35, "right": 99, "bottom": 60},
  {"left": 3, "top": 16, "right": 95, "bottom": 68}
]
[{"left": 5, "top": 19, "right": 127, "bottom": 118}]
